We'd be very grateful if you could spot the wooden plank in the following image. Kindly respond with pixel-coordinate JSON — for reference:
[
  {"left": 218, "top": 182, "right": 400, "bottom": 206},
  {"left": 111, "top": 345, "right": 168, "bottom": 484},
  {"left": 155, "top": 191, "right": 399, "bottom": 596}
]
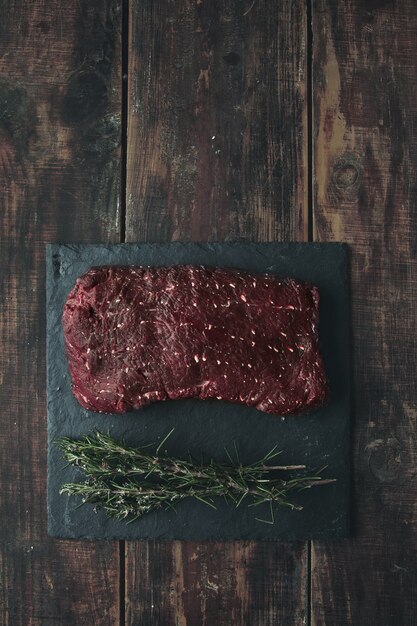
[
  {"left": 0, "top": 2, "right": 122, "bottom": 624},
  {"left": 127, "top": 542, "right": 307, "bottom": 625},
  {"left": 127, "top": 0, "right": 307, "bottom": 242},
  {"left": 126, "top": 1, "right": 308, "bottom": 624},
  {"left": 312, "top": 1, "right": 417, "bottom": 624}
]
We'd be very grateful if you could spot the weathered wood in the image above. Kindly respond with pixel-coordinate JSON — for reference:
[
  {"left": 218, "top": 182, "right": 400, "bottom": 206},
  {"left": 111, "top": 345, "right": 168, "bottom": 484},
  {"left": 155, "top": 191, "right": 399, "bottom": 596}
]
[
  {"left": 127, "top": 542, "right": 307, "bottom": 626},
  {"left": 127, "top": 0, "right": 307, "bottom": 243},
  {"left": 0, "top": 2, "right": 121, "bottom": 624},
  {"left": 312, "top": 1, "right": 417, "bottom": 624},
  {"left": 126, "top": 1, "right": 308, "bottom": 624}
]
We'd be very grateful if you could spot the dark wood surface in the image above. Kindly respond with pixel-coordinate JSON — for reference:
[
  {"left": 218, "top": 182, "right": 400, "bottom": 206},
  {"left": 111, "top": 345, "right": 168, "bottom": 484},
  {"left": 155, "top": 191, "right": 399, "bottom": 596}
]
[
  {"left": 1, "top": 0, "right": 416, "bottom": 624},
  {"left": 0, "top": 1, "right": 122, "bottom": 624},
  {"left": 127, "top": 0, "right": 308, "bottom": 243},
  {"left": 126, "top": 0, "right": 307, "bottom": 241},
  {"left": 311, "top": 1, "right": 417, "bottom": 624}
]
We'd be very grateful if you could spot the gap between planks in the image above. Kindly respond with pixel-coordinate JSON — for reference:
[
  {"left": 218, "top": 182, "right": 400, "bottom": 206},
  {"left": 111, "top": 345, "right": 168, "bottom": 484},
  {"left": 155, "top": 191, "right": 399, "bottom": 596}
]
[
  {"left": 306, "top": 0, "right": 314, "bottom": 624},
  {"left": 120, "top": 0, "right": 129, "bottom": 245},
  {"left": 120, "top": 0, "right": 129, "bottom": 624}
]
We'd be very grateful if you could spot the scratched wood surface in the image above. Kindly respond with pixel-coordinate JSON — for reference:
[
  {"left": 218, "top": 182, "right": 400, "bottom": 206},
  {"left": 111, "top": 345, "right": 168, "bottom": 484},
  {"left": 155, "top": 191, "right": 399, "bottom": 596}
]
[
  {"left": 125, "top": 1, "right": 308, "bottom": 625},
  {"left": 127, "top": 0, "right": 307, "bottom": 243},
  {"left": 0, "top": 1, "right": 121, "bottom": 624},
  {"left": 312, "top": 1, "right": 417, "bottom": 624}
]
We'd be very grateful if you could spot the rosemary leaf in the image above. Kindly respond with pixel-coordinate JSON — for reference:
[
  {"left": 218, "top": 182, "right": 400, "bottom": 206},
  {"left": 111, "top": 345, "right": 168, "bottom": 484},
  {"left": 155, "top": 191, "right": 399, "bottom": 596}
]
[{"left": 58, "top": 432, "right": 336, "bottom": 523}]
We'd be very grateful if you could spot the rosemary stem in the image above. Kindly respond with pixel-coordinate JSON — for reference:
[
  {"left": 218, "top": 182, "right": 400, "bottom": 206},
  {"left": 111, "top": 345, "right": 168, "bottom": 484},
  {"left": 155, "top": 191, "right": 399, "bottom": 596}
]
[
  {"left": 58, "top": 432, "right": 335, "bottom": 523},
  {"left": 261, "top": 464, "right": 306, "bottom": 471}
]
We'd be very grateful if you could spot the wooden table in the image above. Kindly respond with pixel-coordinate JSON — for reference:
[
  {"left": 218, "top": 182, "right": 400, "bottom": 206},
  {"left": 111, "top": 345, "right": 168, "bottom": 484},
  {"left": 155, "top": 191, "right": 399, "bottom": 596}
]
[{"left": 1, "top": 1, "right": 415, "bottom": 624}]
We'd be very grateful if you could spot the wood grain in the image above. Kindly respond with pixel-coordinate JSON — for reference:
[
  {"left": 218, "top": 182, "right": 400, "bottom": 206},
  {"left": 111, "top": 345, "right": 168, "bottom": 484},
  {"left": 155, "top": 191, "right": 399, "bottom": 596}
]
[
  {"left": 127, "top": 541, "right": 307, "bottom": 626},
  {"left": 0, "top": 2, "right": 121, "bottom": 624},
  {"left": 312, "top": 1, "right": 417, "bottom": 624},
  {"left": 126, "top": 1, "right": 308, "bottom": 624},
  {"left": 127, "top": 0, "right": 307, "bottom": 243}
]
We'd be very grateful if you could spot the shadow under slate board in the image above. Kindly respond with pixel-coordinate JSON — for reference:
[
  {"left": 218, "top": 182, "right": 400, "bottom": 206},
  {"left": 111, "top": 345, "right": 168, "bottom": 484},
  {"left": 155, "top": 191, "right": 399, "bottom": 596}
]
[{"left": 47, "top": 242, "right": 350, "bottom": 540}]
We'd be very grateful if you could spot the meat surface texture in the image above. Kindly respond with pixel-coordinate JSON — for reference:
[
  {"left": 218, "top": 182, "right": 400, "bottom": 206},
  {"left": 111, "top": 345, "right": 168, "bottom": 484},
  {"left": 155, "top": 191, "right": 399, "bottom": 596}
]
[{"left": 62, "top": 265, "right": 328, "bottom": 415}]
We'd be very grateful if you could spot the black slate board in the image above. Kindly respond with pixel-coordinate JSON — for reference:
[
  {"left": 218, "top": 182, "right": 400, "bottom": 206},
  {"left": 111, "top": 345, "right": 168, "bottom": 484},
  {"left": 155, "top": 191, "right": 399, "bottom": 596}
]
[{"left": 47, "top": 242, "right": 350, "bottom": 540}]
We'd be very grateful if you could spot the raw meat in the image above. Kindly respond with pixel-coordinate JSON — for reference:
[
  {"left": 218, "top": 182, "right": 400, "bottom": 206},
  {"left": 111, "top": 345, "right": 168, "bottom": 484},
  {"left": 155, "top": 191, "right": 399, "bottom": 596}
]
[{"left": 62, "top": 265, "right": 328, "bottom": 415}]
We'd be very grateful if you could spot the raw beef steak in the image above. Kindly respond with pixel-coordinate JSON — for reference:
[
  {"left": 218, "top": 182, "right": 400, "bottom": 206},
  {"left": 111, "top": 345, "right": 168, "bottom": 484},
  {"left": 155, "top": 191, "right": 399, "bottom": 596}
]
[{"left": 63, "top": 265, "right": 328, "bottom": 415}]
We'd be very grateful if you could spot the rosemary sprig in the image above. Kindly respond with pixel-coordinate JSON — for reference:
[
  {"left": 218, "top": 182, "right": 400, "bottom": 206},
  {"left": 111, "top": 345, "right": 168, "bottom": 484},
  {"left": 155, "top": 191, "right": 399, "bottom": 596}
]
[{"left": 58, "top": 432, "right": 336, "bottom": 523}]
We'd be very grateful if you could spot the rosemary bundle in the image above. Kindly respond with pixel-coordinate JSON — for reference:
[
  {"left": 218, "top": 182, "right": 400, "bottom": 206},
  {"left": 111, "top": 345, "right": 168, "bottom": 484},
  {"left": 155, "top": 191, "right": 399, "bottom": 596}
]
[{"left": 58, "top": 431, "right": 335, "bottom": 523}]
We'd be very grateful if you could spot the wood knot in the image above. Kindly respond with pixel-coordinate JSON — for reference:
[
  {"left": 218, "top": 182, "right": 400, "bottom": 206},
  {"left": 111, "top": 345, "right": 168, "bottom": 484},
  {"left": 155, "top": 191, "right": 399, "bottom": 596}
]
[
  {"left": 62, "top": 70, "right": 108, "bottom": 124},
  {"left": 333, "top": 163, "right": 358, "bottom": 188},
  {"left": 330, "top": 153, "right": 362, "bottom": 200},
  {"left": 365, "top": 437, "right": 402, "bottom": 483},
  {"left": 0, "top": 78, "right": 37, "bottom": 166},
  {"left": 223, "top": 52, "right": 240, "bottom": 66},
  {"left": 35, "top": 20, "right": 50, "bottom": 34}
]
